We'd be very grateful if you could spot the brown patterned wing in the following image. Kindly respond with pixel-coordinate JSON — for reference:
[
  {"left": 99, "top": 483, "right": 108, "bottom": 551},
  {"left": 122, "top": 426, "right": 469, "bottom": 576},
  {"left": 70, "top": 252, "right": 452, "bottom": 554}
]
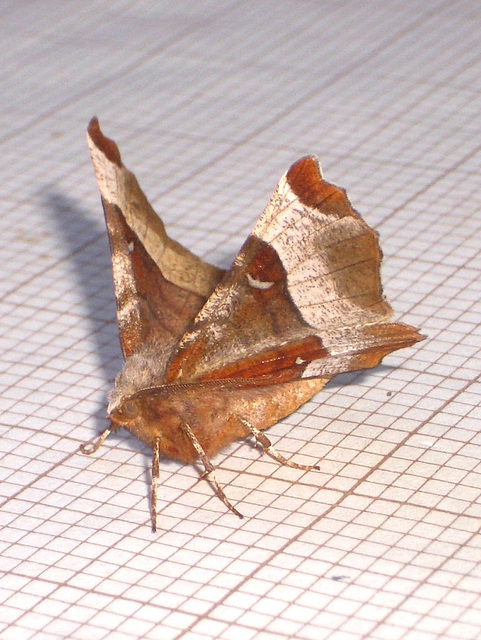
[
  {"left": 87, "top": 118, "right": 224, "bottom": 358},
  {"left": 166, "top": 156, "right": 422, "bottom": 384}
]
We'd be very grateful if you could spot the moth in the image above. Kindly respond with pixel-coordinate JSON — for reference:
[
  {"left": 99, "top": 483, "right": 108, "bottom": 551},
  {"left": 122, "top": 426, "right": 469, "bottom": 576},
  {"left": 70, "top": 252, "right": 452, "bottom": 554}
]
[{"left": 84, "top": 117, "right": 423, "bottom": 531}]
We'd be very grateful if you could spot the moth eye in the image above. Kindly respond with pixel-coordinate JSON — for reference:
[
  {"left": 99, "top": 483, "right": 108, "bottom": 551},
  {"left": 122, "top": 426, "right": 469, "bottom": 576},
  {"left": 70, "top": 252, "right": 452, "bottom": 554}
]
[{"left": 122, "top": 400, "right": 139, "bottom": 420}]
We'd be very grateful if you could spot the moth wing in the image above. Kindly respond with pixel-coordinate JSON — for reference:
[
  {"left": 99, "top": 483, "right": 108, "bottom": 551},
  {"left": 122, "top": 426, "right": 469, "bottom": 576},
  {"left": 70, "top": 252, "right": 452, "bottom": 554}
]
[
  {"left": 166, "top": 156, "right": 422, "bottom": 384},
  {"left": 87, "top": 118, "right": 224, "bottom": 358}
]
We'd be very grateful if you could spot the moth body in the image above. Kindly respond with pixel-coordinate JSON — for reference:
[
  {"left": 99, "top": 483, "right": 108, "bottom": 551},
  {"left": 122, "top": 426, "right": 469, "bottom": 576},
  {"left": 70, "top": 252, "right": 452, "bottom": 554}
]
[{"left": 109, "top": 374, "right": 328, "bottom": 463}]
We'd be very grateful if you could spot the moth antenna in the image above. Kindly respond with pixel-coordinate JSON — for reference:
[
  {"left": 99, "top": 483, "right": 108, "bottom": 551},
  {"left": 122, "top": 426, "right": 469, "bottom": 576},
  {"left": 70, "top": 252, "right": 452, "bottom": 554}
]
[
  {"left": 151, "top": 439, "right": 160, "bottom": 533},
  {"left": 180, "top": 422, "right": 244, "bottom": 519},
  {"left": 80, "top": 427, "right": 112, "bottom": 455},
  {"left": 240, "top": 418, "right": 320, "bottom": 472}
]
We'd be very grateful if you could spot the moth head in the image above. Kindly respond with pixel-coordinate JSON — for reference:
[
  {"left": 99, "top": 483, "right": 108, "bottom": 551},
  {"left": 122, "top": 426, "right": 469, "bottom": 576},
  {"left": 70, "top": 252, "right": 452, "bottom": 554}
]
[
  {"left": 111, "top": 340, "right": 174, "bottom": 397},
  {"left": 108, "top": 396, "right": 140, "bottom": 426}
]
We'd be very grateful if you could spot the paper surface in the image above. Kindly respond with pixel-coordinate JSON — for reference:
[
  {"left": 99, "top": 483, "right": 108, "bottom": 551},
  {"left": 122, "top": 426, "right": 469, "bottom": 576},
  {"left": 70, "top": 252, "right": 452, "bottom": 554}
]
[{"left": 1, "top": 2, "right": 480, "bottom": 639}]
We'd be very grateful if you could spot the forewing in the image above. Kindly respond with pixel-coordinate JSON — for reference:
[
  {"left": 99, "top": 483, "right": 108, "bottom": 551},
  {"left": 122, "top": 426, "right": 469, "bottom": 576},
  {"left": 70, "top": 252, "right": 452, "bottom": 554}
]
[
  {"left": 166, "top": 156, "right": 422, "bottom": 383},
  {"left": 87, "top": 118, "right": 224, "bottom": 358}
]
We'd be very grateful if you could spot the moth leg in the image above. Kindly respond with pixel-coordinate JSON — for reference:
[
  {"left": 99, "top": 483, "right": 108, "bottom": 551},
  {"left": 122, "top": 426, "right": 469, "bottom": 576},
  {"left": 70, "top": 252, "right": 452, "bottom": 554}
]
[
  {"left": 80, "top": 427, "right": 112, "bottom": 455},
  {"left": 151, "top": 439, "right": 160, "bottom": 533},
  {"left": 240, "top": 418, "right": 320, "bottom": 472},
  {"left": 180, "top": 422, "right": 244, "bottom": 519}
]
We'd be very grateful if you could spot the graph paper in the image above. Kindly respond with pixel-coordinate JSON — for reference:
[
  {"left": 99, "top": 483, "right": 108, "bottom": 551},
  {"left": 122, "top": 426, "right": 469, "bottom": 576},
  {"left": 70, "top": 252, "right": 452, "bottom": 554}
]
[{"left": 1, "top": 1, "right": 480, "bottom": 639}]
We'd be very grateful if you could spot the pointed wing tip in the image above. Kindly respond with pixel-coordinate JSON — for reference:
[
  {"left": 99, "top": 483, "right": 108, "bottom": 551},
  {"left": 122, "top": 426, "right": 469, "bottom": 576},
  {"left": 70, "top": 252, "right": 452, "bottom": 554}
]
[
  {"left": 87, "top": 115, "right": 99, "bottom": 132},
  {"left": 287, "top": 156, "right": 322, "bottom": 185},
  {"left": 289, "top": 154, "right": 321, "bottom": 171},
  {"left": 401, "top": 322, "right": 425, "bottom": 343},
  {"left": 87, "top": 116, "right": 122, "bottom": 167},
  {"left": 414, "top": 329, "right": 427, "bottom": 345},
  {"left": 286, "top": 156, "right": 353, "bottom": 214},
  {"left": 392, "top": 323, "right": 426, "bottom": 351},
  {"left": 354, "top": 323, "right": 425, "bottom": 373}
]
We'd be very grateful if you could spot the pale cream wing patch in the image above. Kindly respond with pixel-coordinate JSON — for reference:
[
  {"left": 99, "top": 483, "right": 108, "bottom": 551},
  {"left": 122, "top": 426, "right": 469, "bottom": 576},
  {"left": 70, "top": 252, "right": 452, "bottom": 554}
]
[{"left": 253, "top": 160, "right": 393, "bottom": 329}]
